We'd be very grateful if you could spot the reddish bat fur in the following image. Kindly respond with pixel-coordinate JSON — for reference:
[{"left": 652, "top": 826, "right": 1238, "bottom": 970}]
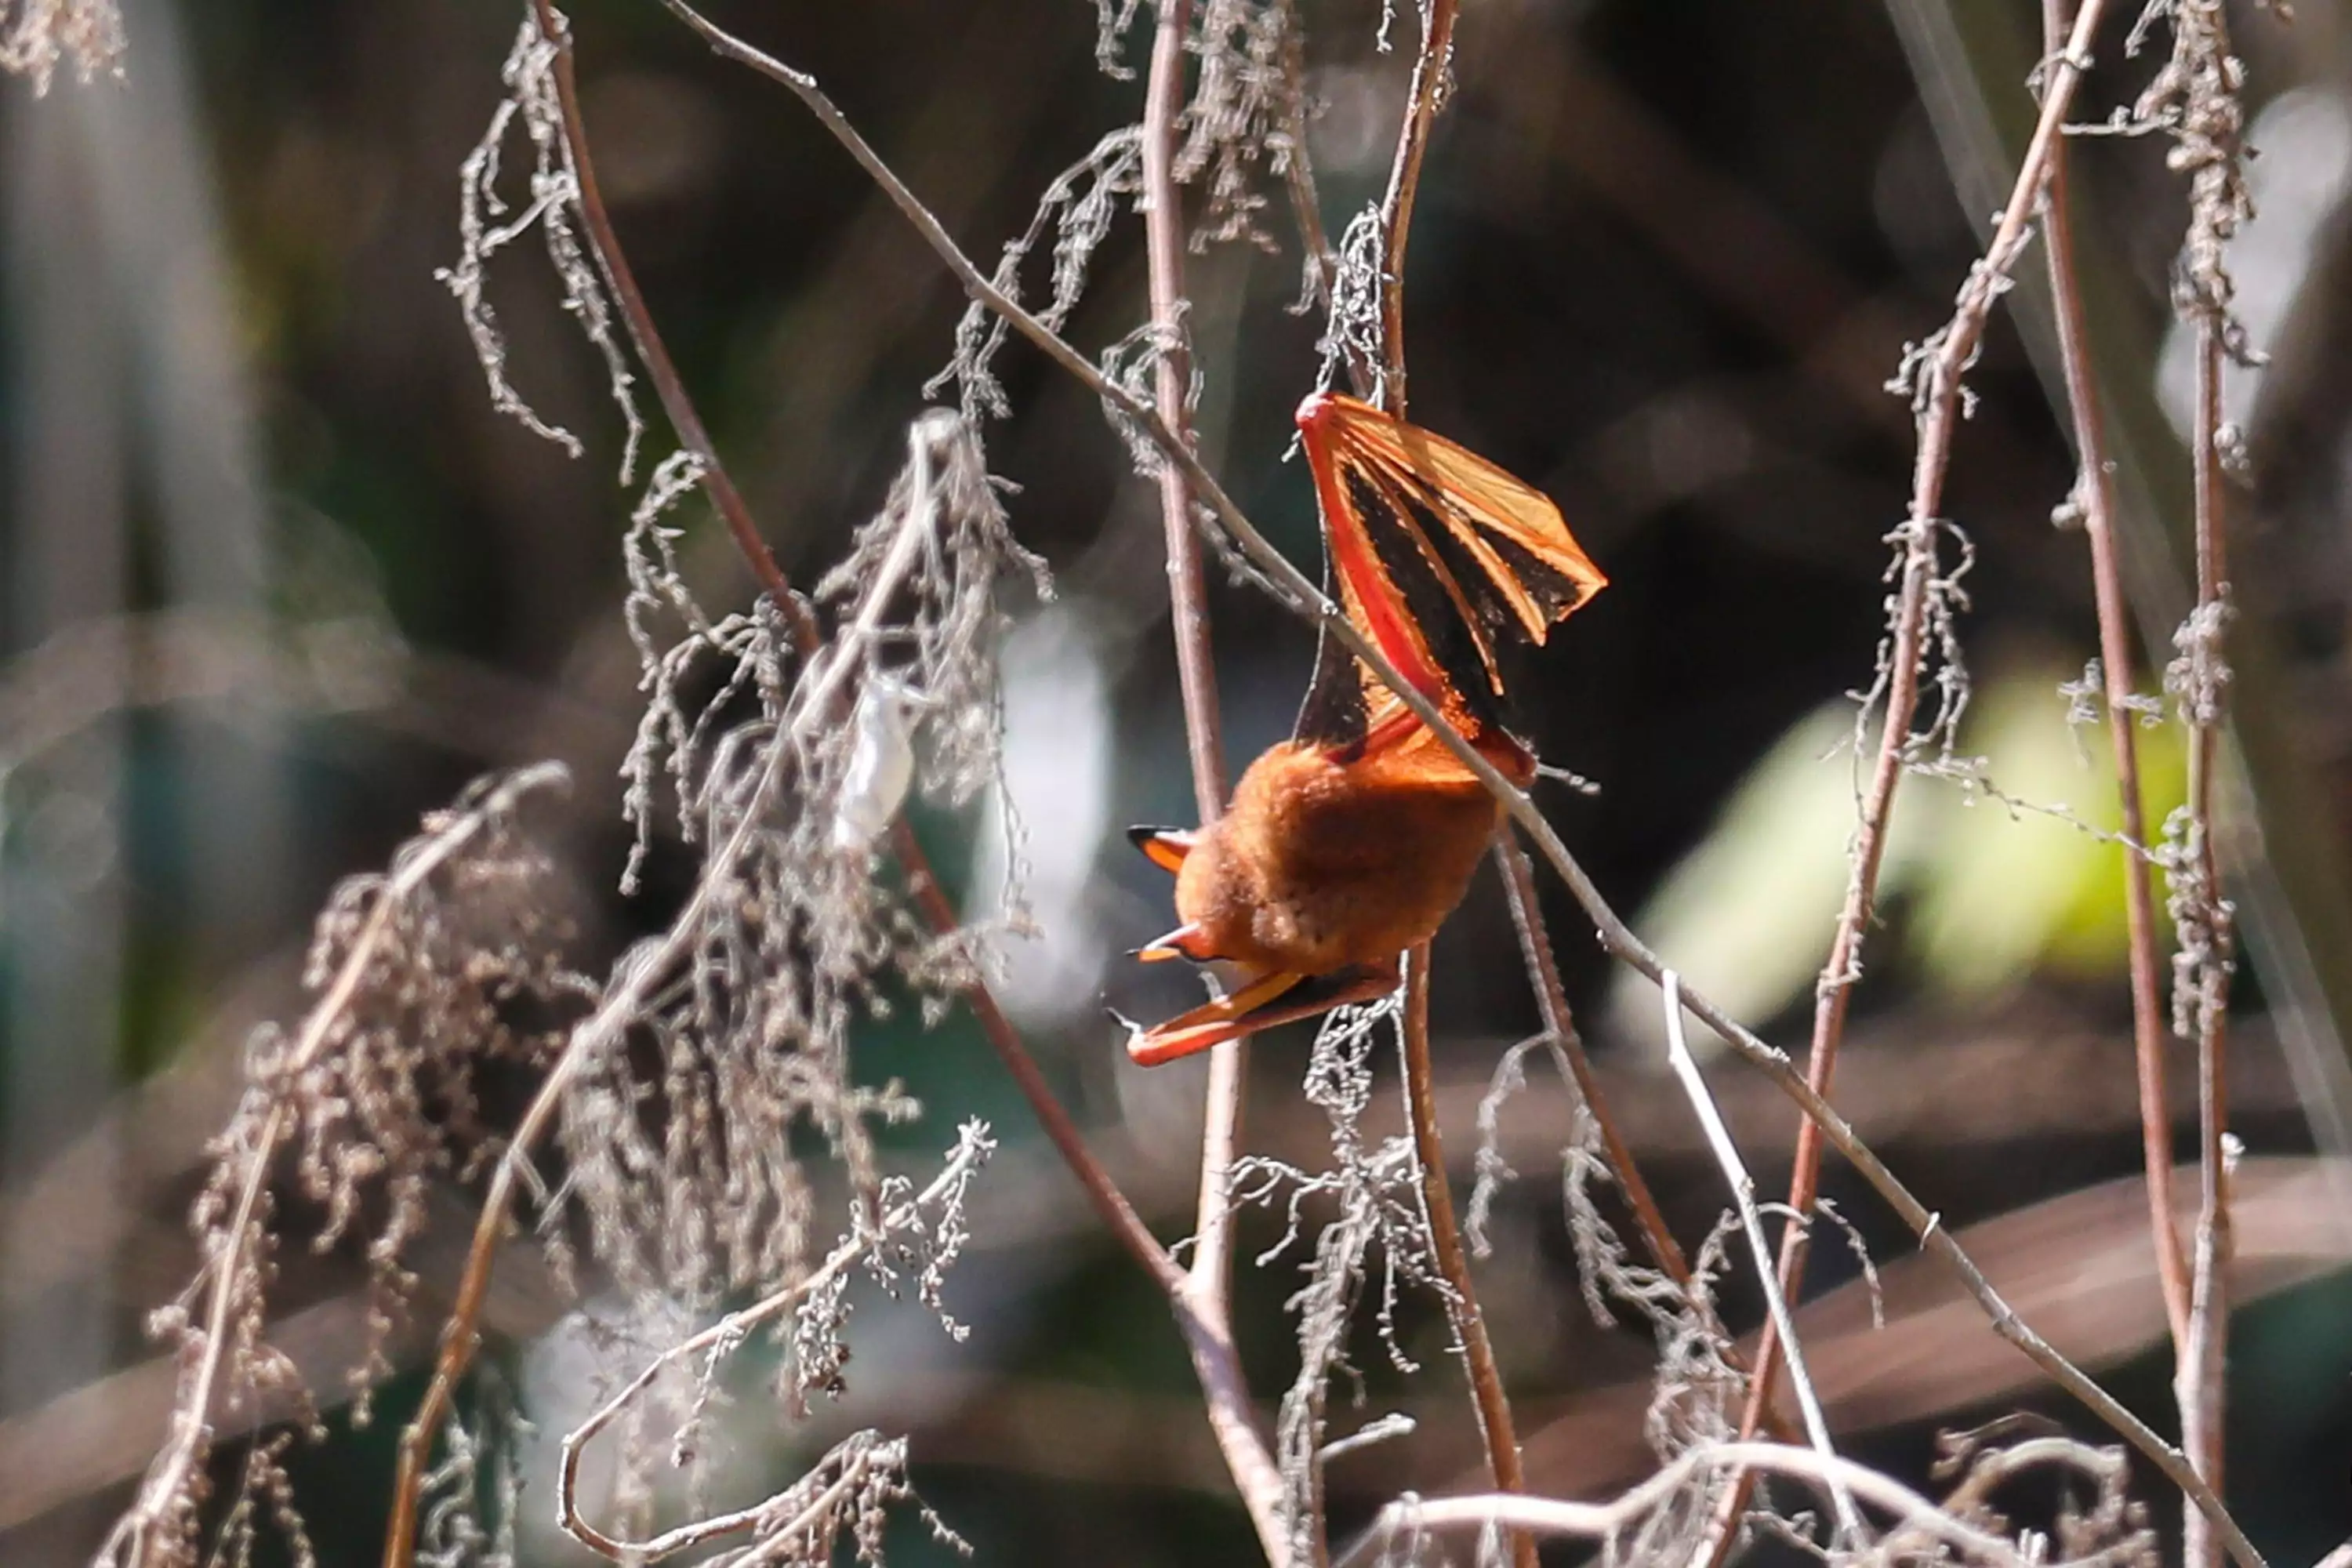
[
  {"left": 1178, "top": 726, "right": 1526, "bottom": 977},
  {"left": 1123, "top": 392, "right": 1599, "bottom": 1066}
]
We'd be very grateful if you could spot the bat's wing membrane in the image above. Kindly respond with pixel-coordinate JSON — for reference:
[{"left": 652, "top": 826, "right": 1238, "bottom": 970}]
[{"left": 1293, "top": 393, "right": 1606, "bottom": 755}]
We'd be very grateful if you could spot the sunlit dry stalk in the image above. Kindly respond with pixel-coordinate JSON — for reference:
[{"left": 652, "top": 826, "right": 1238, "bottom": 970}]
[
  {"left": 1138, "top": 2, "right": 1293, "bottom": 1557},
  {"left": 96, "top": 764, "right": 569, "bottom": 1568},
  {"left": 2039, "top": 0, "right": 2192, "bottom": 1355},
  {"left": 1400, "top": 949, "right": 1530, "bottom": 1568},
  {"left": 655, "top": 14, "right": 2263, "bottom": 1560},
  {"left": 1335, "top": 1442, "right": 2082, "bottom": 1568},
  {"left": 1365, "top": 5, "right": 1532, "bottom": 1561},
  {"left": 1659, "top": 972, "right": 1861, "bottom": 1542},
  {"left": 1717, "top": 4, "right": 2118, "bottom": 1550},
  {"left": 2143, "top": 4, "right": 2249, "bottom": 1562},
  {"left": 381, "top": 437, "right": 955, "bottom": 1568},
  {"left": 1372, "top": 0, "right": 1457, "bottom": 417},
  {"left": 556, "top": 1127, "right": 992, "bottom": 1562}
]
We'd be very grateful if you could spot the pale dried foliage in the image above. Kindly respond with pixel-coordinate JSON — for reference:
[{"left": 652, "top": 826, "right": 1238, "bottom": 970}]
[
  {"left": 0, "top": 0, "right": 121, "bottom": 94},
  {"left": 575, "top": 406, "right": 1044, "bottom": 1319},
  {"left": 1348, "top": 1425, "right": 2160, "bottom": 1568},
  {"left": 94, "top": 4, "right": 1050, "bottom": 1559},
  {"left": 99, "top": 764, "right": 584, "bottom": 1568},
  {"left": 1177, "top": 0, "right": 1308, "bottom": 250},
  {"left": 441, "top": 13, "right": 646, "bottom": 481},
  {"left": 77, "top": 0, "right": 2286, "bottom": 1563},
  {"left": 555, "top": 1124, "right": 992, "bottom": 1566},
  {"left": 1233, "top": 999, "right": 1444, "bottom": 1559}
]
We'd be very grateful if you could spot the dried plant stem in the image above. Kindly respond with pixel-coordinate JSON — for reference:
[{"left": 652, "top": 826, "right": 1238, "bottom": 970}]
[
  {"left": 1136, "top": 5, "right": 1295, "bottom": 1558},
  {"left": 1402, "top": 945, "right": 1532, "bottom": 1568},
  {"left": 1492, "top": 831, "right": 1689, "bottom": 1287},
  {"left": 1660, "top": 972, "right": 1862, "bottom": 1543},
  {"left": 524, "top": 0, "right": 791, "bottom": 612},
  {"left": 1369, "top": 12, "right": 1529, "bottom": 1562},
  {"left": 1144, "top": 0, "right": 1227, "bottom": 826},
  {"left": 99, "top": 767, "right": 564, "bottom": 1568},
  {"left": 1334, "top": 1443, "right": 2045, "bottom": 1568},
  {"left": 1374, "top": 0, "right": 1457, "bottom": 416},
  {"left": 1273, "top": 0, "right": 1341, "bottom": 313},
  {"left": 2152, "top": 5, "right": 2247, "bottom": 1558},
  {"left": 460, "top": 9, "right": 1286, "bottom": 1563},
  {"left": 556, "top": 1134, "right": 992, "bottom": 1561},
  {"left": 662, "top": 16, "right": 2261, "bottom": 1561},
  {"left": 1721, "top": 0, "right": 2116, "bottom": 1530},
  {"left": 384, "top": 458, "right": 945, "bottom": 1568},
  {"left": 2180, "top": 191, "right": 2236, "bottom": 1568},
  {"left": 2038, "top": 0, "right": 2191, "bottom": 1354}
]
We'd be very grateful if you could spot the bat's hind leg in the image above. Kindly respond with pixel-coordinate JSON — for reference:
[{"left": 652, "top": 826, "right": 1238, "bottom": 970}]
[{"left": 1120, "top": 960, "right": 1399, "bottom": 1065}]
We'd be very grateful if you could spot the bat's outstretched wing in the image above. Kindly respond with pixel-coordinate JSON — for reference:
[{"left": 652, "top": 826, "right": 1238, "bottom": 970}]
[{"left": 1291, "top": 392, "right": 1607, "bottom": 757}]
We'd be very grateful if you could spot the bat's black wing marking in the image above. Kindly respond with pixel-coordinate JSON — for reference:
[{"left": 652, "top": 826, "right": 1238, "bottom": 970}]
[
  {"left": 1294, "top": 463, "right": 1519, "bottom": 747},
  {"left": 1294, "top": 551, "right": 1370, "bottom": 753}
]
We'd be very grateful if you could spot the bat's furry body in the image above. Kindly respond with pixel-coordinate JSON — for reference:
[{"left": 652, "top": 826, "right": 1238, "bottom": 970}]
[
  {"left": 1174, "top": 728, "right": 1514, "bottom": 977},
  {"left": 1122, "top": 393, "right": 1603, "bottom": 1065}
]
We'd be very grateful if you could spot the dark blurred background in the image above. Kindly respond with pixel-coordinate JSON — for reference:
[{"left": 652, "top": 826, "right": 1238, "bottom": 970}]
[{"left": 5, "top": 0, "right": 2352, "bottom": 1562}]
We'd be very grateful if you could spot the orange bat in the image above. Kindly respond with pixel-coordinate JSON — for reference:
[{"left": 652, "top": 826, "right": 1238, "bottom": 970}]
[{"left": 1120, "top": 390, "right": 1606, "bottom": 1065}]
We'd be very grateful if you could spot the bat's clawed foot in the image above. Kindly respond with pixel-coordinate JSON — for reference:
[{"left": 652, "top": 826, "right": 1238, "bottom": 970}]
[{"left": 1133, "top": 922, "right": 1216, "bottom": 964}]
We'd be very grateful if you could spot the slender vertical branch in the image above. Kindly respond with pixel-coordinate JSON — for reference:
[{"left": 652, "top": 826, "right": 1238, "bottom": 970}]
[
  {"left": 1137, "top": 6, "right": 1293, "bottom": 1558},
  {"left": 1370, "top": 8, "right": 1527, "bottom": 1565},
  {"left": 525, "top": 0, "right": 793, "bottom": 617},
  {"left": 1719, "top": 0, "right": 2115, "bottom": 1522},
  {"left": 1374, "top": 0, "right": 1458, "bottom": 418},
  {"left": 2038, "top": 0, "right": 2191, "bottom": 1353},
  {"left": 1273, "top": 0, "right": 1341, "bottom": 313},
  {"left": 2179, "top": 143, "right": 2237, "bottom": 1568},
  {"left": 1401, "top": 944, "right": 1533, "bottom": 1568},
  {"left": 1145, "top": 0, "right": 1227, "bottom": 825},
  {"left": 2156, "top": 8, "right": 2246, "bottom": 1562}
]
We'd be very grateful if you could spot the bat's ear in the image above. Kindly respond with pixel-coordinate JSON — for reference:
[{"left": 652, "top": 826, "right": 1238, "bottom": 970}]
[{"left": 1126, "top": 826, "right": 1196, "bottom": 875}]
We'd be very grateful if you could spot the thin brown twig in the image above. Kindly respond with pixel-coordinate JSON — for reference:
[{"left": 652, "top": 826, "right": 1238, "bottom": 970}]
[
  {"left": 1137, "top": 4, "right": 1294, "bottom": 1558},
  {"left": 1273, "top": 0, "right": 1341, "bottom": 314},
  {"left": 2180, "top": 82, "right": 2237, "bottom": 1568},
  {"left": 1373, "top": 0, "right": 1457, "bottom": 418},
  {"left": 1493, "top": 831, "right": 1690, "bottom": 1287},
  {"left": 1370, "top": 6, "right": 1528, "bottom": 1563},
  {"left": 1401, "top": 945, "right": 1532, "bottom": 1568},
  {"left": 523, "top": 1, "right": 793, "bottom": 616},
  {"left": 2038, "top": 0, "right": 2191, "bottom": 1355},
  {"left": 1716, "top": 3, "right": 2117, "bottom": 1552},
  {"left": 1494, "top": 828, "right": 1809, "bottom": 1449},
  {"left": 657, "top": 16, "right": 2263, "bottom": 1561}
]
